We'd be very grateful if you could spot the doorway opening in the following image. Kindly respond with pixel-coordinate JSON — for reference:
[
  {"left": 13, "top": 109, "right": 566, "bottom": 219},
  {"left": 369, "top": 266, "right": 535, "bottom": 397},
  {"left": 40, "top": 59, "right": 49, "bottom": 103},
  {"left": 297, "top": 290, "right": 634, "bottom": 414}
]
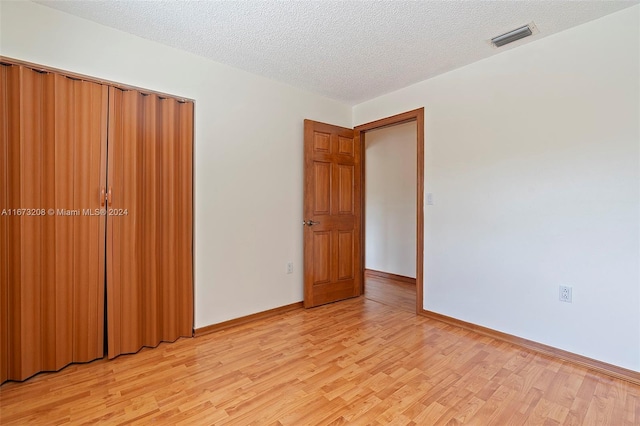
[
  {"left": 362, "top": 121, "right": 417, "bottom": 312},
  {"left": 355, "top": 108, "right": 424, "bottom": 313}
]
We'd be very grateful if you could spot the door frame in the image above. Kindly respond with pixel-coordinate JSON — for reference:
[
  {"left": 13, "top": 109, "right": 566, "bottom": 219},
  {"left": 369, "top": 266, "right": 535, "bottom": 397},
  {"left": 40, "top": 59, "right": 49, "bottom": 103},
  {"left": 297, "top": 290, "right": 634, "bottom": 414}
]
[{"left": 355, "top": 108, "right": 424, "bottom": 313}]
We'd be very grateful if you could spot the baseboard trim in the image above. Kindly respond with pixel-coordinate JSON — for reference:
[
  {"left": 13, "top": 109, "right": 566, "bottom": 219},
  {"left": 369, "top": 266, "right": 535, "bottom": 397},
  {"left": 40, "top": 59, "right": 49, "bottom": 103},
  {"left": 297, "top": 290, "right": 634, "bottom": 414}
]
[
  {"left": 419, "top": 309, "right": 640, "bottom": 386},
  {"left": 194, "top": 302, "right": 304, "bottom": 337},
  {"left": 365, "top": 269, "right": 416, "bottom": 285}
]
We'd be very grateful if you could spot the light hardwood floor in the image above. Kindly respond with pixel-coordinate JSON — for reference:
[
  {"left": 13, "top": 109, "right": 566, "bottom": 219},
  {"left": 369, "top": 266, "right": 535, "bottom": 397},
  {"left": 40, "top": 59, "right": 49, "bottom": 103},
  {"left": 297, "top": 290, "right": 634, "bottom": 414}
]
[
  {"left": 1, "top": 296, "right": 638, "bottom": 425},
  {"left": 364, "top": 273, "right": 416, "bottom": 313}
]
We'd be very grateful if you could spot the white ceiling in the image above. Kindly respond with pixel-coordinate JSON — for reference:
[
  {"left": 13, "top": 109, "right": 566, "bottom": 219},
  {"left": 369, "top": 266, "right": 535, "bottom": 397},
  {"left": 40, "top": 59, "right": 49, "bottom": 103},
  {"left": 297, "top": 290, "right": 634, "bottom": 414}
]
[{"left": 35, "top": 0, "right": 638, "bottom": 105}]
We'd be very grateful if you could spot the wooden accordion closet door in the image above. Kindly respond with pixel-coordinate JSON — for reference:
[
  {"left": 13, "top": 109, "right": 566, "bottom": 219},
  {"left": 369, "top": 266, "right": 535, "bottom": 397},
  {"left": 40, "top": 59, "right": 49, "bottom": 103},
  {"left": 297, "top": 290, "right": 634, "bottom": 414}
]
[
  {"left": 106, "top": 87, "right": 193, "bottom": 358},
  {"left": 0, "top": 64, "right": 107, "bottom": 382}
]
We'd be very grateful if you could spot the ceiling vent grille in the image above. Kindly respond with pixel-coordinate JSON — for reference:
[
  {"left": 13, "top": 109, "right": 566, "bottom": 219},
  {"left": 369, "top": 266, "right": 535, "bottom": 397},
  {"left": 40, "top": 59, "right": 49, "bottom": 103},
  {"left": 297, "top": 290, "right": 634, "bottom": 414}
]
[{"left": 491, "top": 24, "right": 534, "bottom": 47}]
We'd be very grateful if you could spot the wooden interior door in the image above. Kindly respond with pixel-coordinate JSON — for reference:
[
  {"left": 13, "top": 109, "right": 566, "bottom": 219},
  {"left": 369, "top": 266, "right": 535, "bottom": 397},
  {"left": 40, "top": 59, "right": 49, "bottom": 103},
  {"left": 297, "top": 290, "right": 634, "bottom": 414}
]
[
  {"left": 0, "top": 64, "right": 107, "bottom": 382},
  {"left": 106, "top": 87, "right": 193, "bottom": 359},
  {"left": 303, "top": 120, "right": 362, "bottom": 308}
]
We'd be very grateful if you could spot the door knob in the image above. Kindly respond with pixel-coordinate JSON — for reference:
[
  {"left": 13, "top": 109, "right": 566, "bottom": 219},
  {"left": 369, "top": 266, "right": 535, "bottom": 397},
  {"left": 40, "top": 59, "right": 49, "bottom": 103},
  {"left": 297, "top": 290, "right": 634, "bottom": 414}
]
[{"left": 303, "top": 220, "right": 320, "bottom": 226}]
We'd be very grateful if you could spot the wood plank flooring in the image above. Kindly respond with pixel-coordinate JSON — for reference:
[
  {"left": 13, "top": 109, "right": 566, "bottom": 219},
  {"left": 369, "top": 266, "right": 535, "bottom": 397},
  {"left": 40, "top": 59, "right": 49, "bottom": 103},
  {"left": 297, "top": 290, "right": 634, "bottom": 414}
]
[
  {"left": 1, "top": 297, "right": 638, "bottom": 425},
  {"left": 364, "top": 272, "right": 416, "bottom": 313}
]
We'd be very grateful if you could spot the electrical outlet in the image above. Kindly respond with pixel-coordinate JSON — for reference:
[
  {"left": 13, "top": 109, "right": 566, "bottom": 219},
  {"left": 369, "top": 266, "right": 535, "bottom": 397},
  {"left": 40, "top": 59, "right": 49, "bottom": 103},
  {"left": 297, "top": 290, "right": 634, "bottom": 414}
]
[
  {"left": 286, "top": 262, "right": 293, "bottom": 274},
  {"left": 559, "top": 285, "right": 572, "bottom": 303}
]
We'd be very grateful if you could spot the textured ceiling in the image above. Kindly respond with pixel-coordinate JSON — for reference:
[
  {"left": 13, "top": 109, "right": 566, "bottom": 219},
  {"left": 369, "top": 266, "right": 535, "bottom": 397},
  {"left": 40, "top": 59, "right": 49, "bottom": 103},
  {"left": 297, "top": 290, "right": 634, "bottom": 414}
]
[{"left": 35, "top": 0, "right": 638, "bottom": 105}]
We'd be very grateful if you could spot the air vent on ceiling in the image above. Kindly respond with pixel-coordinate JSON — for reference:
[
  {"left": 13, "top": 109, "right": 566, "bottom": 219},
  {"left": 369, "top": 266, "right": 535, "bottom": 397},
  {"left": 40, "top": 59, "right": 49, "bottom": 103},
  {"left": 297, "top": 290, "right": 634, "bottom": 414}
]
[{"left": 491, "top": 24, "right": 535, "bottom": 47}]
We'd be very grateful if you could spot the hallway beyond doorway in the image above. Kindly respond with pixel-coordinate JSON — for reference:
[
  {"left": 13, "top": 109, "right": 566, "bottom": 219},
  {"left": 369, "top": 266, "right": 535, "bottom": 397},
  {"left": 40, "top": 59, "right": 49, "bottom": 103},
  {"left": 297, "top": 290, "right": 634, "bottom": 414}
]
[{"left": 364, "top": 269, "right": 416, "bottom": 313}]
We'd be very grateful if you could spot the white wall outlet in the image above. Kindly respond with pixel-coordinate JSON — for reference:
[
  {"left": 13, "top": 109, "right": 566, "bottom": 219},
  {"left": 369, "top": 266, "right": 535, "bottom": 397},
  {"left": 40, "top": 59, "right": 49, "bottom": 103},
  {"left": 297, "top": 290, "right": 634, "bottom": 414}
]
[
  {"left": 559, "top": 285, "right": 572, "bottom": 303},
  {"left": 286, "top": 261, "right": 293, "bottom": 274}
]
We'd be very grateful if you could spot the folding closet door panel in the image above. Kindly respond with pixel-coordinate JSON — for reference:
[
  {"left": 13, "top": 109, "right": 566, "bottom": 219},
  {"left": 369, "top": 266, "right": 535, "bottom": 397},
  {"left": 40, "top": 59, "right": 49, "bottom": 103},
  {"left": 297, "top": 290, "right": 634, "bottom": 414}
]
[
  {"left": 14, "top": 66, "right": 45, "bottom": 379},
  {"left": 51, "top": 73, "right": 74, "bottom": 368},
  {"left": 176, "top": 97, "right": 194, "bottom": 338},
  {"left": 107, "top": 88, "right": 193, "bottom": 359},
  {"left": 0, "top": 65, "right": 107, "bottom": 382},
  {"left": 0, "top": 66, "right": 5, "bottom": 384},
  {"left": 164, "top": 97, "right": 193, "bottom": 339},
  {"left": 106, "top": 87, "right": 138, "bottom": 357},
  {"left": 159, "top": 98, "right": 194, "bottom": 340},
  {"left": 39, "top": 71, "right": 57, "bottom": 371},
  {"left": 107, "top": 88, "right": 157, "bottom": 357},
  {"left": 142, "top": 94, "right": 160, "bottom": 346},
  {"left": 45, "top": 73, "right": 107, "bottom": 368},
  {"left": 70, "top": 78, "right": 108, "bottom": 362},
  {"left": 159, "top": 99, "right": 177, "bottom": 341},
  {"left": 0, "top": 64, "right": 18, "bottom": 383}
]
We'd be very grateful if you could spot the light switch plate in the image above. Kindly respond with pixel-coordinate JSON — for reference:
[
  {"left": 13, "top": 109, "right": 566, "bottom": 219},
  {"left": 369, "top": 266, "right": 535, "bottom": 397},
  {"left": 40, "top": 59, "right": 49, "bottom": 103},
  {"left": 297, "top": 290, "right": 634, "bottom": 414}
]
[{"left": 426, "top": 193, "right": 434, "bottom": 205}]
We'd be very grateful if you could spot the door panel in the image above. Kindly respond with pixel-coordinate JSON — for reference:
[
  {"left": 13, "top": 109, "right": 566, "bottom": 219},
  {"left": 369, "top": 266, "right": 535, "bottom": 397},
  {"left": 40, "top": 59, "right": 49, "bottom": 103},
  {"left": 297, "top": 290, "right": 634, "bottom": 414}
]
[
  {"left": 312, "top": 232, "right": 331, "bottom": 284},
  {"left": 337, "top": 231, "right": 354, "bottom": 280},
  {"left": 303, "top": 120, "right": 361, "bottom": 308},
  {"left": 314, "top": 162, "right": 331, "bottom": 214},
  {"left": 337, "top": 165, "right": 354, "bottom": 214},
  {"left": 0, "top": 65, "right": 106, "bottom": 382},
  {"left": 71, "top": 79, "right": 108, "bottom": 362},
  {"left": 0, "top": 65, "right": 10, "bottom": 383},
  {"left": 313, "top": 132, "right": 331, "bottom": 152},
  {"left": 52, "top": 74, "right": 74, "bottom": 368},
  {"left": 338, "top": 136, "right": 354, "bottom": 157},
  {"left": 107, "top": 88, "right": 193, "bottom": 359}
]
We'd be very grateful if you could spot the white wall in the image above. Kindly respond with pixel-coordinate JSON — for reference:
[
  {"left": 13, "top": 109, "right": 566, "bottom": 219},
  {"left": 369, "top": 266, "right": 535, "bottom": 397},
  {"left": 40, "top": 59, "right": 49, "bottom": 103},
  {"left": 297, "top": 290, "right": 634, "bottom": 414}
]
[
  {"left": 354, "top": 6, "right": 640, "bottom": 372},
  {"left": 0, "top": 1, "right": 352, "bottom": 328},
  {"left": 365, "top": 122, "right": 417, "bottom": 278}
]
